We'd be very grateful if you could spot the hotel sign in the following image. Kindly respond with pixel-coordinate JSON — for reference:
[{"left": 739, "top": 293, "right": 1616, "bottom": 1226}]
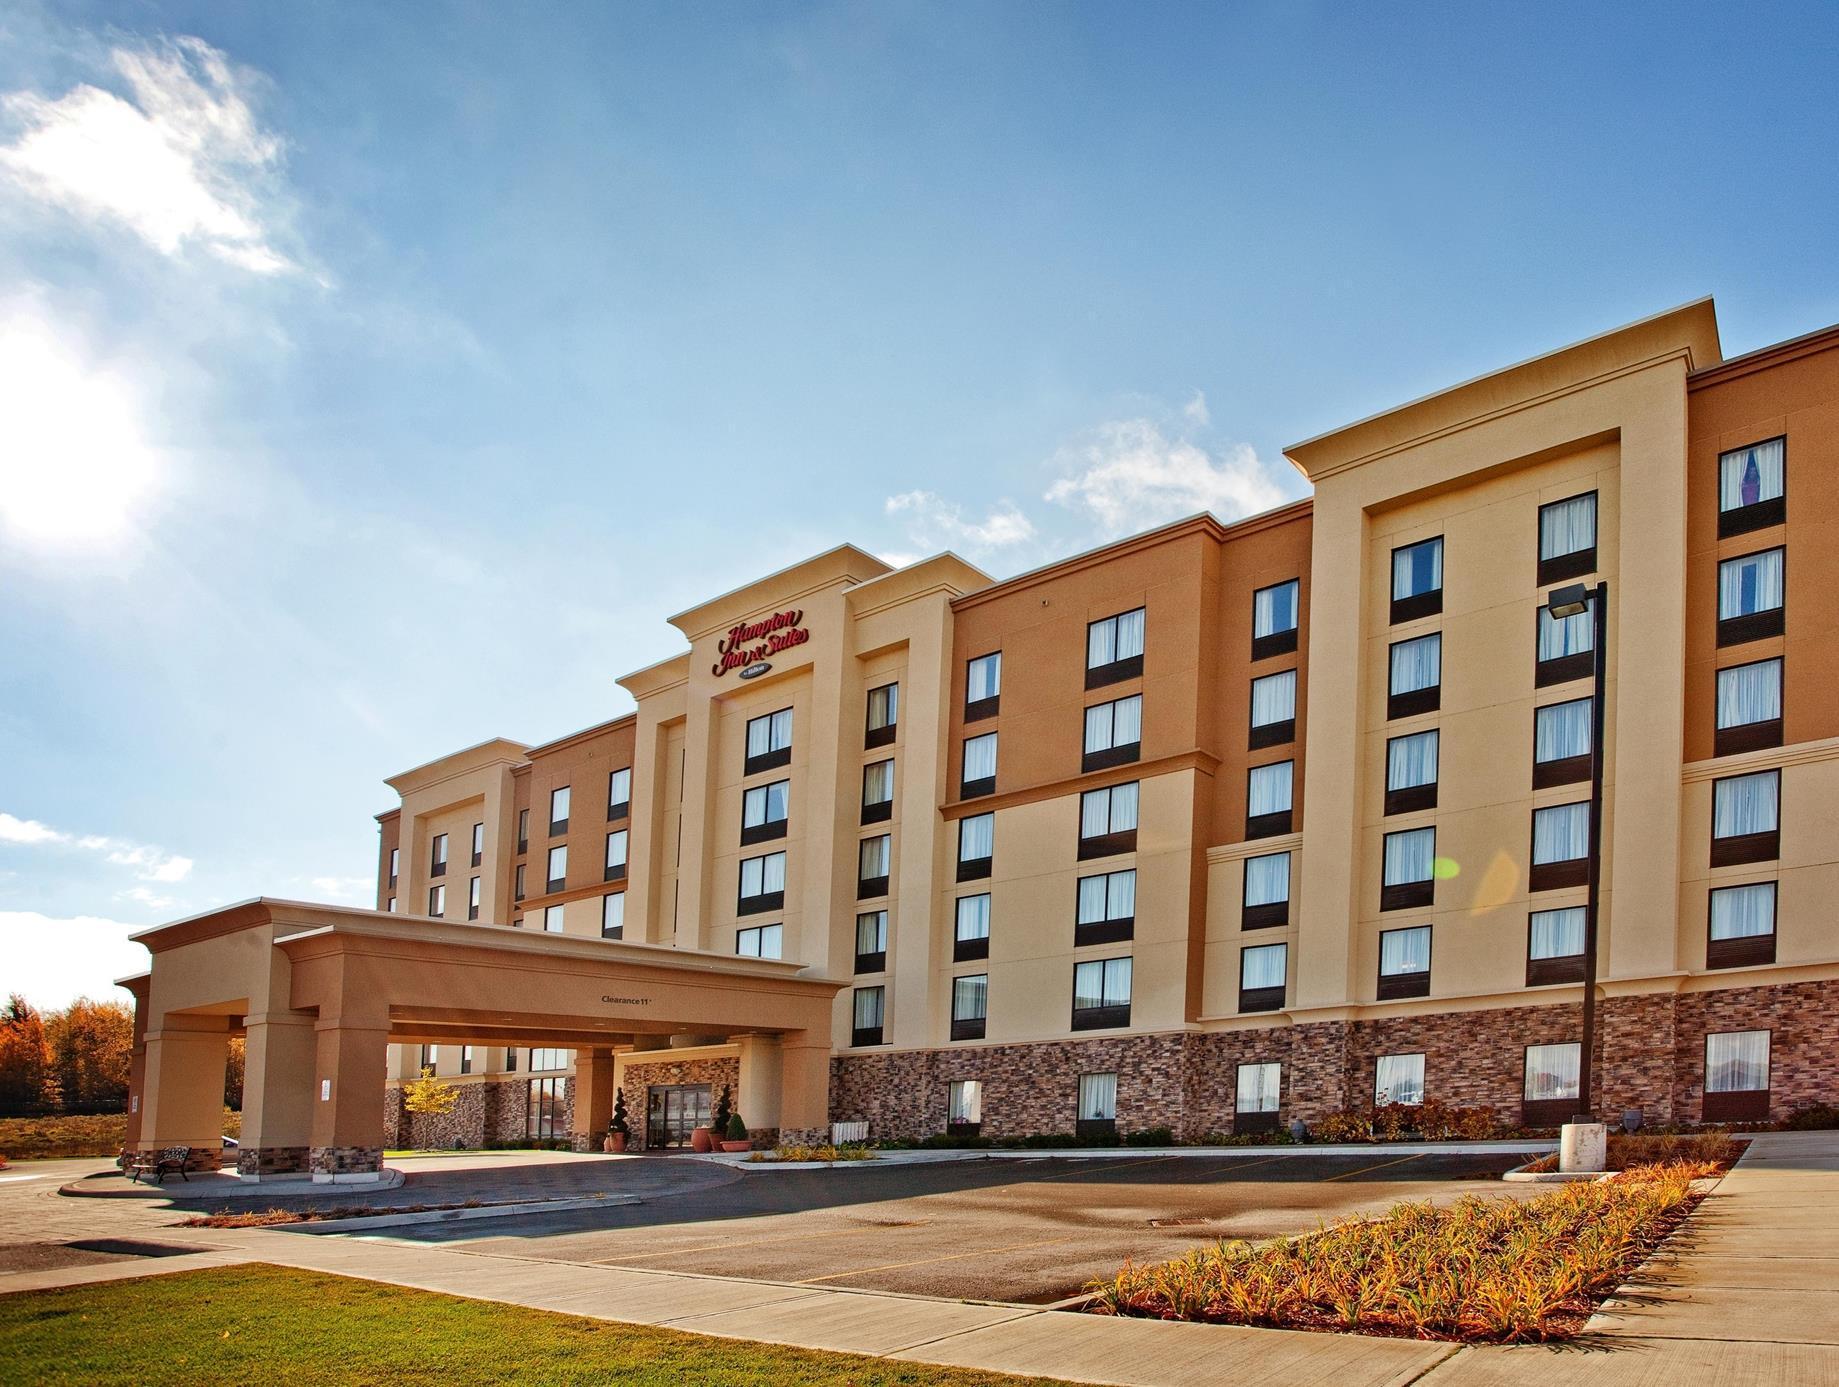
[{"left": 713, "top": 609, "right": 809, "bottom": 677}]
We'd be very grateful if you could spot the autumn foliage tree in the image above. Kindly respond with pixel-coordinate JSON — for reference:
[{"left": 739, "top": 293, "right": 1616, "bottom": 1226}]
[
  {"left": 0, "top": 997, "right": 51, "bottom": 1112},
  {"left": 0, "top": 996, "right": 135, "bottom": 1115}
]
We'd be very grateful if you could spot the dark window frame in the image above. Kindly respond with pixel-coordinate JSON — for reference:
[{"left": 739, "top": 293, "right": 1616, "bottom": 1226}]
[
  {"left": 964, "top": 652, "right": 1002, "bottom": 722},
  {"left": 1251, "top": 578, "right": 1301, "bottom": 661},
  {"left": 1380, "top": 827, "right": 1435, "bottom": 911},
  {"left": 1388, "top": 536, "right": 1445, "bottom": 625},
  {"left": 950, "top": 975, "right": 988, "bottom": 1041},
  {"left": 1386, "top": 633, "right": 1442, "bottom": 720},
  {"left": 1701, "top": 1027, "right": 1772, "bottom": 1122},
  {"left": 1376, "top": 925, "right": 1431, "bottom": 1001},
  {"left": 1710, "top": 769, "right": 1781, "bottom": 867},
  {"left": 1706, "top": 882, "right": 1777, "bottom": 970},
  {"left": 737, "top": 851, "right": 786, "bottom": 916},
  {"left": 1713, "top": 656, "right": 1785, "bottom": 758},
  {"left": 865, "top": 682, "right": 899, "bottom": 749},
  {"left": 1531, "top": 696, "right": 1593, "bottom": 790},
  {"left": 1536, "top": 490, "right": 1599, "bottom": 586},
  {"left": 1716, "top": 546, "right": 1787, "bottom": 648},
  {"left": 1245, "top": 759, "right": 1294, "bottom": 840},
  {"left": 470, "top": 822, "right": 484, "bottom": 868},
  {"left": 1534, "top": 601, "right": 1594, "bottom": 688},
  {"left": 1529, "top": 802, "right": 1591, "bottom": 892},
  {"left": 1085, "top": 606, "right": 1147, "bottom": 690},
  {"left": 744, "top": 707, "right": 795, "bottom": 776},
  {"left": 1717, "top": 436, "right": 1787, "bottom": 539},
  {"left": 1238, "top": 942, "right": 1287, "bottom": 1014},
  {"left": 1525, "top": 909, "right": 1586, "bottom": 987},
  {"left": 607, "top": 768, "right": 631, "bottom": 822}
]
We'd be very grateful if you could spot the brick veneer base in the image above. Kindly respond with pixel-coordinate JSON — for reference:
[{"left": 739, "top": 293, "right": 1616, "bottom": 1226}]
[
  {"left": 311, "top": 1145, "right": 382, "bottom": 1174},
  {"left": 619, "top": 1056, "right": 741, "bottom": 1149},
  {"left": 383, "top": 1077, "right": 574, "bottom": 1149},
  {"left": 237, "top": 1145, "right": 310, "bottom": 1176}
]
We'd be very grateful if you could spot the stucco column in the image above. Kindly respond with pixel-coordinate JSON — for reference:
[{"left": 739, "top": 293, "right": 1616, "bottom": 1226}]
[
  {"left": 138, "top": 1016, "right": 231, "bottom": 1170},
  {"left": 238, "top": 1011, "right": 318, "bottom": 1177},
  {"left": 735, "top": 1033, "right": 783, "bottom": 1138},
  {"left": 310, "top": 1020, "right": 390, "bottom": 1180},
  {"left": 570, "top": 1047, "right": 617, "bottom": 1152},
  {"left": 122, "top": 982, "right": 149, "bottom": 1152},
  {"left": 778, "top": 1031, "right": 831, "bottom": 1146}
]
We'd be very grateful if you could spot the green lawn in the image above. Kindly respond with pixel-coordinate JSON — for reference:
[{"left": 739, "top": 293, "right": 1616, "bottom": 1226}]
[{"left": 0, "top": 1265, "right": 1072, "bottom": 1387}]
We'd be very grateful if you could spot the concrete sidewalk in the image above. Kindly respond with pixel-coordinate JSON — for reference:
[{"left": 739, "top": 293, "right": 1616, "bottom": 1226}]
[{"left": 6, "top": 1132, "right": 1839, "bottom": 1386}]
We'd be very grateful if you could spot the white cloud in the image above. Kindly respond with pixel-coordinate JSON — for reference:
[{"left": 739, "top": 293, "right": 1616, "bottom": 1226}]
[
  {"left": 117, "top": 885, "right": 176, "bottom": 910},
  {"left": 883, "top": 490, "right": 1037, "bottom": 558},
  {"left": 0, "top": 912, "right": 148, "bottom": 1009},
  {"left": 0, "top": 813, "right": 64, "bottom": 845},
  {"left": 0, "top": 35, "right": 295, "bottom": 274},
  {"left": 0, "top": 810, "right": 192, "bottom": 883},
  {"left": 308, "top": 875, "right": 370, "bottom": 901},
  {"left": 1183, "top": 390, "right": 1211, "bottom": 427},
  {"left": 1045, "top": 416, "right": 1289, "bottom": 538}
]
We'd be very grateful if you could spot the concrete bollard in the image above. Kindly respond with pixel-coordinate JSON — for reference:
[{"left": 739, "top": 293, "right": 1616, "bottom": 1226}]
[{"left": 1560, "top": 1120, "right": 1607, "bottom": 1173}]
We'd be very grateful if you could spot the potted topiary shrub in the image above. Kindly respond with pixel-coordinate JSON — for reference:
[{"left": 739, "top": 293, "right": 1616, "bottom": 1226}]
[
  {"left": 721, "top": 1112, "right": 751, "bottom": 1153},
  {"left": 694, "top": 1084, "right": 732, "bottom": 1154},
  {"left": 605, "top": 1087, "right": 630, "bottom": 1154}
]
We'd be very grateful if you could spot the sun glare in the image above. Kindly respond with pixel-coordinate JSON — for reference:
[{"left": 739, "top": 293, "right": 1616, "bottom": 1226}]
[{"left": 0, "top": 313, "right": 163, "bottom": 547}]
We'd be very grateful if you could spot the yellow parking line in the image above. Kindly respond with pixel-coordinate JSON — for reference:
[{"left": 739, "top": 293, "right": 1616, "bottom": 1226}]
[
  {"left": 1321, "top": 1152, "right": 1422, "bottom": 1182},
  {"left": 793, "top": 1233, "right": 1088, "bottom": 1284},
  {"left": 1194, "top": 1153, "right": 1289, "bottom": 1182},
  {"left": 1033, "top": 1155, "right": 1181, "bottom": 1182},
  {"left": 592, "top": 1221, "right": 872, "bottom": 1265}
]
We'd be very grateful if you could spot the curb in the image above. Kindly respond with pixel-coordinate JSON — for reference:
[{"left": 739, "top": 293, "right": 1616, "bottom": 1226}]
[
  {"left": 278, "top": 1192, "right": 642, "bottom": 1233},
  {"left": 60, "top": 1168, "right": 409, "bottom": 1200},
  {"left": 702, "top": 1140, "right": 1556, "bottom": 1171}
]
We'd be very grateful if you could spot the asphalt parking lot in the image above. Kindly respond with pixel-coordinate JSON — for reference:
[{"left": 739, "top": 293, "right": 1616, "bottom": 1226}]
[{"left": 376, "top": 1150, "right": 1527, "bottom": 1304}]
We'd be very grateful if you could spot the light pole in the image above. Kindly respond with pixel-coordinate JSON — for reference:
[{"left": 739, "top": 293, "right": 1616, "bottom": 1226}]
[{"left": 1546, "top": 579, "right": 1608, "bottom": 1121}]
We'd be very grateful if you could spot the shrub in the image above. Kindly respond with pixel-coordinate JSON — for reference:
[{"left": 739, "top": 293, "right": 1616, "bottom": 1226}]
[
  {"left": 1784, "top": 1103, "right": 1839, "bottom": 1131},
  {"left": 750, "top": 1143, "right": 877, "bottom": 1163},
  {"left": 712, "top": 1085, "right": 733, "bottom": 1134},
  {"left": 725, "top": 1113, "right": 748, "bottom": 1142},
  {"left": 1125, "top": 1127, "right": 1176, "bottom": 1147},
  {"left": 610, "top": 1088, "right": 629, "bottom": 1138}
]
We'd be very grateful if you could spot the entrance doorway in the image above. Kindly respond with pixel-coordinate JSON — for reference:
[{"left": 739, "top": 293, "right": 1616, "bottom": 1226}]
[{"left": 647, "top": 1084, "right": 711, "bottom": 1149}]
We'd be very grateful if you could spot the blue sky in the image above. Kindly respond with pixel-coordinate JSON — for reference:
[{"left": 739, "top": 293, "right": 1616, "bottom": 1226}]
[{"left": 3, "top": 2, "right": 1836, "bottom": 1006}]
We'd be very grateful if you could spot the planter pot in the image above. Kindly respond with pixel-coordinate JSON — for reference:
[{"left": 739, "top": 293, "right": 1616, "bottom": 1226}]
[
  {"left": 604, "top": 1133, "right": 628, "bottom": 1154},
  {"left": 690, "top": 1126, "right": 716, "bottom": 1154},
  {"left": 720, "top": 1140, "right": 751, "bottom": 1153}
]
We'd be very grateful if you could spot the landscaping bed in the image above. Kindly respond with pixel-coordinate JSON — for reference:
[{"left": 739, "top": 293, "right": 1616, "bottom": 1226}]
[
  {"left": 747, "top": 1143, "right": 878, "bottom": 1163},
  {"left": 1089, "top": 1159, "right": 1719, "bottom": 1342},
  {"left": 1516, "top": 1130, "right": 1746, "bottom": 1175},
  {"left": 178, "top": 1201, "right": 486, "bottom": 1228}
]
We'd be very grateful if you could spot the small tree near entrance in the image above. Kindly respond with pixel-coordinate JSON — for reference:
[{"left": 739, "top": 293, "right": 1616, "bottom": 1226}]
[
  {"left": 401, "top": 1067, "right": 458, "bottom": 1147},
  {"left": 713, "top": 1084, "right": 733, "bottom": 1135}
]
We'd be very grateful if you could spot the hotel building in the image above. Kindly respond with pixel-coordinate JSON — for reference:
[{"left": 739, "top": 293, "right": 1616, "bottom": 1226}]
[{"left": 123, "top": 298, "right": 1839, "bottom": 1173}]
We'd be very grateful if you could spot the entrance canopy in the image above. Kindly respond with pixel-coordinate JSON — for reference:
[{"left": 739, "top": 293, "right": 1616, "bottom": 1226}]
[{"left": 122, "top": 899, "right": 845, "bottom": 1179}]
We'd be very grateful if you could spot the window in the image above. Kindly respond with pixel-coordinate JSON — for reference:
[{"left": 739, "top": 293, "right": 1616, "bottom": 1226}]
[
  {"left": 741, "top": 779, "right": 790, "bottom": 845},
  {"left": 1242, "top": 851, "right": 1290, "bottom": 929},
  {"left": 1533, "top": 698, "right": 1593, "bottom": 788},
  {"left": 431, "top": 833, "right": 448, "bottom": 877},
  {"left": 954, "top": 893, "right": 990, "bottom": 961},
  {"left": 505, "top": 1047, "right": 517, "bottom": 1072},
  {"left": 737, "top": 922, "right": 783, "bottom": 959},
  {"left": 1378, "top": 925, "right": 1431, "bottom": 1000},
  {"left": 1234, "top": 1061, "right": 1281, "bottom": 1133},
  {"left": 546, "top": 844, "right": 567, "bottom": 893},
  {"left": 1536, "top": 597, "right": 1595, "bottom": 686},
  {"left": 1248, "top": 670, "right": 1296, "bottom": 750},
  {"left": 1385, "top": 729, "right": 1439, "bottom": 815},
  {"left": 527, "top": 1076, "right": 565, "bottom": 1140},
  {"left": 1381, "top": 827, "right": 1435, "bottom": 910},
  {"left": 471, "top": 821, "right": 484, "bottom": 867},
  {"left": 1531, "top": 802, "right": 1590, "bottom": 890},
  {"left": 604, "top": 829, "right": 629, "bottom": 881},
  {"left": 1716, "top": 658, "right": 1783, "bottom": 755},
  {"left": 418, "top": 1044, "right": 434, "bottom": 1073},
  {"left": 966, "top": 652, "right": 1002, "bottom": 720},
  {"left": 1076, "top": 869, "right": 1136, "bottom": 946},
  {"left": 852, "top": 985, "right": 885, "bottom": 1046},
  {"left": 1704, "top": 1029, "right": 1771, "bottom": 1120},
  {"left": 1712, "top": 769, "right": 1780, "bottom": 866},
  {"left": 1072, "top": 956, "right": 1132, "bottom": 1030},
  {"left": 1375, "top": 1053, "right": 1426, "bottom": 1107},
  {"left": 1087, "top": 606, "right": 1146, "bottom": 688},
  {"left": 858, "top": 834, "right": 891, "bottom": 898},
  {"left": 1077, "top": 1071, "right": 1117, "bottom": 1138},
  {"left": 1718, "top": 437, "right": 1786, "bottom": 536},
  {"left": 1537, "top": 493, "right": 1598, "bottom": 584},
  {"left": 745, "top": 707, "right": 794, "bottom": 774},
  {"left": 1527, "top": 907, "right": 1586, "bottom": 986},
  {"left": 948, "top": 1079, "right": 983, "bottom": 1132},
  {"left": 387, "top": 897, "right": 397, "bottom": 912},
  {"left": 739, "top": 850, "right": 787, "bottom": 914},
  {"left": 601, "top": 892, "right": 624, "bottom": 939},
  {"left": 957, "top": 812, "right": 994, "bottom": 880},
  {"left": 1078, "top": 782, "right": 1139, "bottom": 858},
  {"left": 608, "top": 768, "right": 631, "bottom": 819},
  {"left": 1246, "top": 760, "right": 1294, "bottom": 838},
  {"left": 513, "top": 862, "right": 525, "bottom": 902},
  {"left": 1390, "top": 536, "right": 1443, "bottom": 623},
  {"left": 866, "top": 682, "right": 899, "bottom": 748},
  {"left": 1239, "top": 942, "right": 1287, "bottom": 1013},
  {"left": 1084, "top": 694, "right": 1143, "bottom": 770},
  {"left": 467, "top": 875, "right": 481, "bottom": 921},
  {"left": 951, "top": 974, "right": 988, "bottom": 1041},
  {"left": 1708, "top": 881, "right": 1776, "bottom": 969},
  {"left": 1718, "top": 548, "right": 1785, "bottom": 646},
  {"left": 1252, "top": 579, "right": 1300, "bottom": 659},
  {"left": 388, "top": 847, "right": 399, "bottom": 886},
  {"left": 428, "top": 883, "right": 445, "bottom": 916},
  {"left": 459, "top": 1045, "right": 474, "bottom": 1075},
  {"left": 1387, "top": 633, "right": 1441, "bottom": 718},
  {"left": 862, "top": 759, "right": 895, "bottom": 823},
  {"left": 855, "top": 910, "right": 887, "bottom": 972},
  {"left": 517, "top": 808, "right": 529, "bottom": 854},
  {"left": 542, "top": 904, "right": 564, "bottom": 933},
  {"left": 1523, "top": 1042, "right": 1581, "bottom": 1124},
  {"left": 961, "top": 732, "right": 998, "bottom": 798},
  {"left": 549, "top": 786, "right": 570, "bottom": 834},
  {"left": 529, "top": 1048, "right": 567, "bottom": 1072}
]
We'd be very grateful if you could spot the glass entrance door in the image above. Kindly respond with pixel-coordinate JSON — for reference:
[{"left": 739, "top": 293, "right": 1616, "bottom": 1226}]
[{"left": 646, "top": 1084, "right": 712, "bottom": 1149}]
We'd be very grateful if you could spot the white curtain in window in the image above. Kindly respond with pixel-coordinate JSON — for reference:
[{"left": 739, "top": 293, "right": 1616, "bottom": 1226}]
[
  {"left": 746, "top": 717, "right": 770, "bottom": 758},
  {"left": 551, "top": 786, "right": 571, "bottom": 822},
  {"left": 1717, "top": 660, "right": 1782, "bottom": 729},
  {"left": 1380, "top": 926, "right": 1430, "bottom": 976},
  {"left": 1535, "top": 700, "right": 1592, "bottom": 763},
  {"left": 959, "top": 813, "right": 994, "bottom": 861},
  {"left": 867, "top": 683, "right": 898, "bottom": 730},
  {"left": 955, "top": 894, "right": 990, "bottom": 940},
  {"left": 606, "top": 830, "right": 628, "bottom": 868},
  {"left": 1537, "top": 603, "right": 1594, "bottom": 661},
  {"left": 1706, "top": 1030, "right": 1770, "bottom": 1093},
  {"left": 1079, "top": 1071, "right": 1118, "bottom": 1120},
  {"left": 1088, "top": 608, "right": 1145, "bottom": 668},
  {"left": 1111, "top": 694, "right": 1143, "bottom": 744},
  {"left": 1718, "top": 549, "right": 1785, "bottom": 618},
  {"left": 952, "top": 974, "right": 987, "bottom": 1021},
  {"left": 1386, "top": 730, "right": 1438, "bottom": 790},
  {"left": 1524, "top": 1042, "right": 1581, "bottom": 1100},
  {"left": 608, "top": 768, "right": 630, "bottom": 808},
  {"left": 1391, "top": 538, "right": 1442, "bottom": 599},
  {"left": 1244, "top": 852, "right": 1289, "bottom": 906},
  {"left": 1077, "top": 875, "right": 1109, "bottom": 923},
  {"left": 1714, "top": 771, "right": 1779, "bottom": 838},
  {"left": 853, "top": 987, "right": 884, "bottom": 1029},
  {"left": 1241, "top": 943, "right": 1287, "bottom": 990},
  {"left": 856, "top": 911, "right": 887, "bottom": 954},
  {"left": 1389, "top": 634, "right": 1441, "bottom": 694},
  {"left": 1116, "top": 608, "right": 1145, "bottom": 661},
  {"left": 547, "top": 845, "right": 567, "bottom": 878},
  {"left": 757, "top": 924, "right": 783, "bottom": 959},
  {"left": 1250, "top": 671, "right": 1296, "bottom": 727},
  {"left": 1103, "top": 957, "right": 1132, "bottom": 1004},
  {"left": 1073, "top": 960, "right": 1104, "bottom": 1010},
  {"left": 1110, "top": 782, "right": 1139, "bottom": 831},
  {"left": 963, "top": 733, "right": 997, "bottom": 782},
  {"left": 543, "top": 904, "right": 563, "bottom": 932},
  {"left": 1529, "top": 907, "right": 1585, "bottom": 959},
  {"left": 1236, "top": 1061, "right": 1280, "bottom": 1113},
  {"left": 1083, "top": 703, "right": 1111, "bottom": 752},
  {"left": 1254, "top": 581, "right": 1298, "bottom": 638},
  {"left": 1383, "top": 828, "right": 1434, "bottom": 885},
  {"left": 1710, "top": 882, "right": 1776, "bottom": 940},
  {"left": 1720, "top": 438, "right": 1785, "bottom": 511},
  {"left": 864, "top": 759, "right": 894, "bottom": 805},
  {"left": 859, "top": 835, "right": 890, "bottom": 878},
  {"left": 1539, "top": 494, "right": 1597, "bottom": 560},
  {"left": 967, "top": 653, "right": 1001, "bottom": 702},
  {"left": 1375, "top": 1053, "right": 1426, "bottom": 1106},
  {"left": 1248, "top": 761, "right": 1294, "bottom": 816},
  {"left": 1532, "top": 803, "right": 1589, "bottom": 864},
  {"left": 949, "top": 1080, "right": 983, "bottom": 1123},
  {"left": 602, "top": 893, "right": 625, "bottom": 934}
]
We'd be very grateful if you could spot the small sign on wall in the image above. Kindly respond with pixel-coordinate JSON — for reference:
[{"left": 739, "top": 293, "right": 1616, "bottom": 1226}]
[{"left": 321, "top": 1079, "right": 332, "bottom": 1101}]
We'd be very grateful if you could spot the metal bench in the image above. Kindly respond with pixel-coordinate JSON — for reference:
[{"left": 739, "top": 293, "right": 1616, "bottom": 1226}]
[{"left": 127, "top": 1146, "right": 194, "bottom": 1184}]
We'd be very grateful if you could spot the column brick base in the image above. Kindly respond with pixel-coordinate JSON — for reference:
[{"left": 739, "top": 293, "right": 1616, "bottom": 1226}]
[
  {"left": 310, "top": 1145, "right": 382, "bottom": 1176},
  {"left": 237, "top": 1146, "right": 310, "bottom": 1177}
]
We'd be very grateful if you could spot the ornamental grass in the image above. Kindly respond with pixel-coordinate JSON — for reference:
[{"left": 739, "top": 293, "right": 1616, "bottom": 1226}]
[
  {"left": 1089, "top": 1161, "right": 1715, "bottom": 1342},
  {"left": 747, "top": 1143, "right": 878, "bottom": 1163}
]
